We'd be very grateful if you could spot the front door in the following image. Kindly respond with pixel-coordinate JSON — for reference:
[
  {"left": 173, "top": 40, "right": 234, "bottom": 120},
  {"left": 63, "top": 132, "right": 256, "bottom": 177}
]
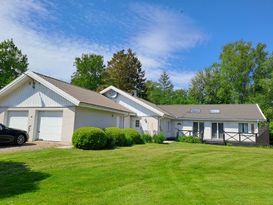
[{"left": 212, "top": 123, "right": 224, "bottom": 139}]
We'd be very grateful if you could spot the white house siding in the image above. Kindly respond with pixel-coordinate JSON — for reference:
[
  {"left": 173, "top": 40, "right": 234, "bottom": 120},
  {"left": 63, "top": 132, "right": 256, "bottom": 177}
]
[
  {"left": 131, "top": 116, "right": 159, "bottom": 135},
  {"left": 160, "top": 118, "right": 172, "bottom": 138},
  {"left": 74, "top": 107, "right": 124, "bottom": 130},
  {"left": 0, "top": 79, "right": 76, "bottom": 142},
  {"left": 0, "top": 107, "right": 75, "bottom": 143},
  {"left": 0, "top": 80, "right": 73, "bottom": 107},
  {"left": 172, "top": 120, "right": 258, "bottom": 142},
  {"left": 104, "top": 91, "right": 160, "bottom": 135}
]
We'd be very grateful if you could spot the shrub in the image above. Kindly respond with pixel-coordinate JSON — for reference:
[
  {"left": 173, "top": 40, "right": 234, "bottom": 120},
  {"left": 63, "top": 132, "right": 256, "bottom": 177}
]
[
  {"left": 124, "top": 135, "right": 134, "bottom": 146},
  {"left": 105, "top": 127, "right": 126, "bottom": 147},
  {"left": 142, "top": 134, "right": 153, "bottom": 143},
  {"left": 123, "top": 128, "right": 145, "bottom": 144},
  {"left": 178, "top": 136, "right": 202, "bottom": 144},
  {"left": 72, "top": 127, "right": 107, "bottom": 150},
  {"left": 153, "top": 132, "right": 165, "bottom": 144}
]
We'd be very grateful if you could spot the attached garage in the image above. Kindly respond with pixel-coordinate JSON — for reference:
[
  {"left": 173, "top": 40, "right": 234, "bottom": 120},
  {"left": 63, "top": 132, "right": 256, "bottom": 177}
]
[
  {"left": 0, "top": 71, "right": 132, "bottom": 143},
  {"left": 7, "top": 111, "right": 28, "bottom": 131},
  {"left": 37, "top": 111, "right": 63, "bottom": 141}
]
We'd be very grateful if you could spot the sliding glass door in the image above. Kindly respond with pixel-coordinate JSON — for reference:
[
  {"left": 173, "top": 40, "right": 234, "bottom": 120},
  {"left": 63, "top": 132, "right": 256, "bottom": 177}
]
[
  {"left": 193, "top": 122, "right": 204, "bottom": 137},
  {"left": 211, "top": 123, "right": 224, "bottom": 139}
]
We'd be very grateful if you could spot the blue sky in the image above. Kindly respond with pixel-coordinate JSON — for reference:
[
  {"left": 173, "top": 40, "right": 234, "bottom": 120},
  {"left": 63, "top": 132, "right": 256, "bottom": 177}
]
[{"left": 0, "top": 0, "right": 273, "bottom": 88}]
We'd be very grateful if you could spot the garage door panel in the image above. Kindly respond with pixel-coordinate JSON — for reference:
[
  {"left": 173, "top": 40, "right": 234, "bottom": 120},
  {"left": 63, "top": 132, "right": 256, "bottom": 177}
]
[
  {"left": 7, "top": 111, "right": 28, "bottom": 131},
  {"left": 38, "top": 111, "right": 63, "bottom": 141}
]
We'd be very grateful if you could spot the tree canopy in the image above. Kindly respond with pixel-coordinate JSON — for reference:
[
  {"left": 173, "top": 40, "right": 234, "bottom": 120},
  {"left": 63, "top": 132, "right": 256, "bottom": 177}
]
[
  {"left": 0, "top": 39, "right": 28, "bottom": 88},
  {"left": 71, "top": 54, "right": 105, "bottom": 91},
  {"left": 104, "top": 49, "right": 147, "bottom": 98}
]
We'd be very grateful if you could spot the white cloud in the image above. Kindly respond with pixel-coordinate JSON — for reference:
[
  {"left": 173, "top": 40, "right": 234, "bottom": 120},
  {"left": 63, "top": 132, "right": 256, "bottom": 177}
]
[
  {"left": 129, "top": 3, "right": 205, "bottom": 87},
  {"left": 0, "top": 1, "right": 203, "bottom": 88},
  {"left": 0, "top": 0, "right": 117, "bottom": 81}
]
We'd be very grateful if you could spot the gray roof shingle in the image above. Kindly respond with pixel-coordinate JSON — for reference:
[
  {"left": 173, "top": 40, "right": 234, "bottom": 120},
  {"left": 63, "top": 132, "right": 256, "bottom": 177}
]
[
  {"left": 158, "top": 104, "right": 266, "bottom": 121},
  {"left": 35, "top": 73, "right": 132, "bottom": 113}
]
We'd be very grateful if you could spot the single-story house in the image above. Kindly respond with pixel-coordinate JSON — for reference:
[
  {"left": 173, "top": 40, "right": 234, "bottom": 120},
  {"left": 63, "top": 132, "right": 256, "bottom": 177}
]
[
  {"left": 0, "top": 71, "right": 268, "bottom": 145},
  {"left": 100, "top": 86, "right": 268, "bottom": 145}
]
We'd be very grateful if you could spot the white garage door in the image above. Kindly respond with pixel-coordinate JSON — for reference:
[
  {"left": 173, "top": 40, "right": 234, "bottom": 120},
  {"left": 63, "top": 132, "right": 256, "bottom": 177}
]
[
  {"left": 7, "top": 111, "right": 28, "bottom": 131},
  {"left": 37, "top": 111, "right": 63, "bottom": 141}
]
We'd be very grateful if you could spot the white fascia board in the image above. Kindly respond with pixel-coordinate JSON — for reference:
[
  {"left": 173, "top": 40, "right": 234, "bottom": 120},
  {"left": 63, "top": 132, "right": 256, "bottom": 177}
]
[
  {"left": 100, "top": 86, "right": 165, "bottom": 117},
  {"left": 256, "top": 104, "right": 267, "bottom": 121},
  {"left": 0, "top": 73, "right": 28, "bottom": 96},
  {"left": 25, "top": 71, "right": 80, "bottom": 106},
  {"left": 79, "top": 102, "right": 135, "bottom": 115}
]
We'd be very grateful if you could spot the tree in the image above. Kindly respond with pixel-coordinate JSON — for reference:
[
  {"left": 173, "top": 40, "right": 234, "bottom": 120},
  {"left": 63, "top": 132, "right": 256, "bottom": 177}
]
[
  {"left": 104, "top": 49, "right": 147, "bottom": 97},
  {"left": 71, "top": 54, "right": 105, "bottom": 91},
  {"left": 0, "top": 39, "right": 28, "bottom": 88},
  {"left": 157, "top": 71, "right": 174, "bottom": 104},
  {"left": 220, "top": 41, "right": 255, "bottom": 103}
]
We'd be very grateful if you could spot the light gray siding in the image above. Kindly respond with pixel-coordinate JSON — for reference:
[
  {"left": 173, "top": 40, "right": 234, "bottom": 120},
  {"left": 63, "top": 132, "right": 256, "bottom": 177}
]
[
  {"left": 0, "top": 80, "right": 73, "bottom": 108},
  {"left": 74, "top": 107, "right": 124, "bottom": 130}
]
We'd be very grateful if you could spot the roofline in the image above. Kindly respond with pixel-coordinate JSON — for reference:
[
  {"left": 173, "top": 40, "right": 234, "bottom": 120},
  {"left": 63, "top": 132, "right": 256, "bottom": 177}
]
[
  {"left": 100, "top": 86, "right": 165, "bottom": 117},
  {"left": 256, "top": 104, "right": 267, "bottom": 120},
  {"left": 0, "top": 73, "right": 27, "bottom": 96},
  {"left": 25, "top": 71, "right": 80, "bottom": 106},
  {"left": 175, "top": 117, "right": 266, "bottom": 122},
  {"left": 79, "top": 102, "right": 135, "bottom": 115}
]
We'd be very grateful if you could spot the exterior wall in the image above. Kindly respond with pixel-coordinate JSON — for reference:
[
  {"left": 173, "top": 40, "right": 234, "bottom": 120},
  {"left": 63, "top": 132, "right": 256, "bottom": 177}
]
[
  {"left": 0, "top": 107, "right": 76, "bottom": 143},
  {"left": 104, "top": 90, "right": 161, "bottom": 135},
  {"left": 0, "top": 80, "right": 73, "bottom": 107},
  {"left": 131, "top": 116, "right": 159, "bottom": 135},
  {"left": 74, "top": 107, "right": 125, "bottom": 130},
  {"left": 159, "top": 118, "right": 172, "bottom": 138},
  {"left": 104, "top": 91, "right": 158, "bottom": 116},
  {"left": 172, "top": 120, "right": 259, "bottom": 142}
]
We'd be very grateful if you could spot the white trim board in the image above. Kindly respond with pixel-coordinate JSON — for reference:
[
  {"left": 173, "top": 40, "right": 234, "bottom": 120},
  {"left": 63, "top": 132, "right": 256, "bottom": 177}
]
[{"left": 100, "top": 86, "right": 165, "bottom": 117}]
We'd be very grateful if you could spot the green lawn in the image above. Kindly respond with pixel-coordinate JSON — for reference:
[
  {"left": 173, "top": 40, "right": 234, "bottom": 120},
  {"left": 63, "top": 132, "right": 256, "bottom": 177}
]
[{"left": 1, "top": 143, "right": 273, "bottom": 205}]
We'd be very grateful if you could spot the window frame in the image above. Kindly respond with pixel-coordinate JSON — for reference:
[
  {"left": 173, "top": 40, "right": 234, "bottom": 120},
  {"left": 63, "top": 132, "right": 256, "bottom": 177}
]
[
  {"left": 135, "top": 119, "right": 140, "bottom": 128},
  {"left": 239, "top": 123, "right": 248, "bottom": 133}
]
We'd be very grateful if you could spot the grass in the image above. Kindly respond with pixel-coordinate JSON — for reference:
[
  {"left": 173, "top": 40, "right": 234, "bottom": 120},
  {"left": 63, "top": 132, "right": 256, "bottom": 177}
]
[{"left": 1, "top": 143, "right": 273, "bottom": 205}]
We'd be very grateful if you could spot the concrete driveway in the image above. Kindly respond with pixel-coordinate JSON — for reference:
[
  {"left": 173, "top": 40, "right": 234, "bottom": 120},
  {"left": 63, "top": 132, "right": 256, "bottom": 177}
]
[{"left": 0, "top": 141, "right": 71, "bottom": 153}]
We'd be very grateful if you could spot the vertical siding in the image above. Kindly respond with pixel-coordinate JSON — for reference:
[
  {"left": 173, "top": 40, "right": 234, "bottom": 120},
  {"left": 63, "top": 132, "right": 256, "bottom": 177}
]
[{"left": 0, "top": 80, "right": 73, "bottom": 107}]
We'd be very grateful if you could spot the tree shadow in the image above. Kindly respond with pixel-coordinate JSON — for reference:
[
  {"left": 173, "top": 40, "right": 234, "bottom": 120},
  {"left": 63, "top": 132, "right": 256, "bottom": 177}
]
[{"left": 0, "top": 161, "right": 50, "bottom": 199}]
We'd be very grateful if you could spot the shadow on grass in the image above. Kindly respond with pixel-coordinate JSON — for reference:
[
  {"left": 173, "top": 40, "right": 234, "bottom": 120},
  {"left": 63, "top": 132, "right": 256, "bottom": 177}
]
[{"left": 0, "top": 161, "right": 50, "bottom": 199}]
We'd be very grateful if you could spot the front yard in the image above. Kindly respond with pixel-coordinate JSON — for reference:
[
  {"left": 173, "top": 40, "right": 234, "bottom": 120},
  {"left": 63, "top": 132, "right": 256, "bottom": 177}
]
[{"left": 0, "top": 143, "right": 273, "bottom": 205}]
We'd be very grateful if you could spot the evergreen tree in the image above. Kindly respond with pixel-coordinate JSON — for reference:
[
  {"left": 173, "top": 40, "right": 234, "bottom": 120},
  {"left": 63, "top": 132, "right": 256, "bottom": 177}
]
[{"left": 105, "top": 49, "right": 146, "bottom": 97}]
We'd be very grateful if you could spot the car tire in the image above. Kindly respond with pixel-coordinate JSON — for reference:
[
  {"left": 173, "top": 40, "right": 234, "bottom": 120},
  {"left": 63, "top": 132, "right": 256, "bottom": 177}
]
[{"left": 15, "top": 135, "right": 26, "bottom": 145}]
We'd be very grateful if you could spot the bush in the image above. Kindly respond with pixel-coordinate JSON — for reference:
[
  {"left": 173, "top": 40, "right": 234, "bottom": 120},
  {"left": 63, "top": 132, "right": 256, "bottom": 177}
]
[
  {"left": 105, "top": 127, "right": 126, "bottom": 147},
  {"left": 72, "top": 127, "right": 107, "bottom": 150},
  {"left": 123, "top": 128, "right": 145, "bottom": 144},
  {"left": 153, "top": 132, "right": 165, "bottom": 144},
  {"left": 124, "top": 135, "right": 134, "bottom": 146},
  {"left": 178, "top": 136, "right": 202, "bottom": 144},
  {"left": 142, "top": 134, "right": 153, "bottom": 143}
]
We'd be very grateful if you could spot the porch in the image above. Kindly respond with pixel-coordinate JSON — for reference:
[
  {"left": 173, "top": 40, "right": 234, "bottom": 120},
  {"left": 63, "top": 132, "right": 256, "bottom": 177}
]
[{"left": 176, "top": 126, "right": 269, "bottom": 146}]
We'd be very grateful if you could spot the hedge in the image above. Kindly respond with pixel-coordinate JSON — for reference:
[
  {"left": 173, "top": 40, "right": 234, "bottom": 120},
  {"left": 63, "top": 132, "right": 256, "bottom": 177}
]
[
  {"left": 72, "top": 127, "right": 107, "bottom": 150},
  {"left": 123, "top": 128, "right": 145, "bottom": 144},
  {"left": 105, "top": 127, "right": 126, "bottom": 147}
]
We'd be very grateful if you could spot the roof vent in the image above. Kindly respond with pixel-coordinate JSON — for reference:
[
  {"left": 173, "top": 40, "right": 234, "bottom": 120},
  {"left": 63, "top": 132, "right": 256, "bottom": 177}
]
[
  {"left": 210, "top": 109, "right": 220, "bottom": 114},
  {"left": 190, "top": 108, "right": 201, "bottom": 113}
]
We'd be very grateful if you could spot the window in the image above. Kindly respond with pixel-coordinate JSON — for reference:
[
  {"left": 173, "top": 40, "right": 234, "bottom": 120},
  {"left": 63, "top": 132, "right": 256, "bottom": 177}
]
[
  {"left": 210, "top": 109, "right": 220, "bottom": 114},
  {"left": 190, "top": 108, "right": 201, "bottom": 113},
  {"left": 168, "top": 121, "right": 170, "bottom": 131},
  {"left": 239, "top": 123, "right": 248, "bottom": 133},
  {"left": 251, "top": 124, "right": 255, "bottom": 133},
  {"left": 135, "top": 120, "right": 140, "bottom": 128}
]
